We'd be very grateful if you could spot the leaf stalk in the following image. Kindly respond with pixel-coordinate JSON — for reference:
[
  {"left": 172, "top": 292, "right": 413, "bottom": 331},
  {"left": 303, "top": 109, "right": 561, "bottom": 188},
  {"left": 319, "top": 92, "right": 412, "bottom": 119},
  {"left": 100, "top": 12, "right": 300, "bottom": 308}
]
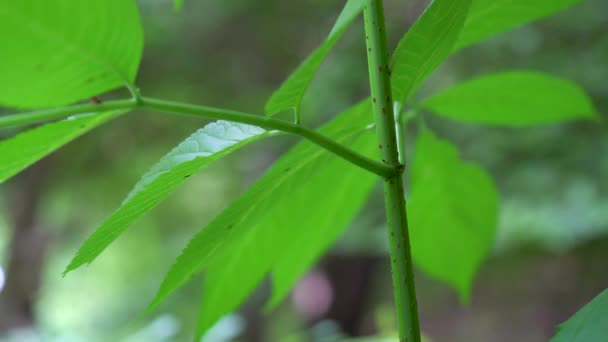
[{"left": 0, "top": 97, "right": 395, "bottom": 179}]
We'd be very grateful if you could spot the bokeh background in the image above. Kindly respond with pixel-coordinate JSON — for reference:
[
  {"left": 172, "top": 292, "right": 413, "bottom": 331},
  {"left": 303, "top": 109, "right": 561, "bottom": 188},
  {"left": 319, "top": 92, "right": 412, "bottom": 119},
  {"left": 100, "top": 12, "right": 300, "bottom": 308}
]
[{"left": 0, "top": 0, "right": 607, "bottom": 341}]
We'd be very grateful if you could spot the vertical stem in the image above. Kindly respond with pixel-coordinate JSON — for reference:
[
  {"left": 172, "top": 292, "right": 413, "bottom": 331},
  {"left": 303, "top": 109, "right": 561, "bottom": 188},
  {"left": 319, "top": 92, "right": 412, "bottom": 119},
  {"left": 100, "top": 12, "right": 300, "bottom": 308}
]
[{"left": 363, "top": 1, "right": 421, "bottom": 342}]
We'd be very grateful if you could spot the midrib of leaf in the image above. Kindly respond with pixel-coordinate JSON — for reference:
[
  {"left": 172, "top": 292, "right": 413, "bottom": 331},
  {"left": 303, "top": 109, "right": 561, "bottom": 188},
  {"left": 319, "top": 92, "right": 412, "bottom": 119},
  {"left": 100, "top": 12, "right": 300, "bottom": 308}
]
[
  {"left": 1, "top": 5, "right": 134, "bottom": 89},
  {"left": 391, "top": 0, "right": 470, "bottom": 103},
  {"left": 125, "top": 123, "right": 267, "bottom": 202},
  {"left": 409, "top": 0, "right": 463, "bottom": 85}
]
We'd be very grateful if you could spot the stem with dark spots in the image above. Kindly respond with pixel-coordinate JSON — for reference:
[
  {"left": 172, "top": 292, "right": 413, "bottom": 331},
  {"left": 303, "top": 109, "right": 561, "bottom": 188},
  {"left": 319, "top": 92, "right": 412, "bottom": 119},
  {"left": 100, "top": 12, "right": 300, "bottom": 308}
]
[{"left": 363, "top": 1, "right": 421, "bottom": 341}]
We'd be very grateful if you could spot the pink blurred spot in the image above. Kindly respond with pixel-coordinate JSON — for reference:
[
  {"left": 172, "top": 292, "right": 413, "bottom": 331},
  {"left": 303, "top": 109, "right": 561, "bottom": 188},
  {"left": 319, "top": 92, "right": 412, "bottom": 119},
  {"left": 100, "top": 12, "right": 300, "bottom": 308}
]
[{"left": 292, "top": 270, "right": 333, "bottom": 320}]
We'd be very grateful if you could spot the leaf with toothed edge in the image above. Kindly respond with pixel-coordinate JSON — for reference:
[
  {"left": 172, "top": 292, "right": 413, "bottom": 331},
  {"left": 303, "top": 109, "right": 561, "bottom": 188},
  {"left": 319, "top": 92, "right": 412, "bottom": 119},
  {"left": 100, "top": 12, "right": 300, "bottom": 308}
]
[
  {"left": 265, "top": 0, "right": 370, "bottom": 117},
  {"left": 144, "top": 101, "right": 378, "bottom": 340},
  {"left": 390, "top": 0, "right": 471, "bottom": 105},
  {"left": 0, "top": 110, "right": 124, "bottom": 184},
  {"left": 389, "top": 0, "right": 583, "bottom": 106},
  {"left": 64, "top": 121, "right": 268, "bottom": 275},
  {"left": 0, "top": 0, "right": 143, "bottom": 109}
]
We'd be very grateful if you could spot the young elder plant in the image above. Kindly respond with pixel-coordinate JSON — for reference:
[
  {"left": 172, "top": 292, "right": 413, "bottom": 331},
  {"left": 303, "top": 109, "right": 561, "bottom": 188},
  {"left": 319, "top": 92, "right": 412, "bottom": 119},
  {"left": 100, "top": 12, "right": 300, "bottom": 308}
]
[{"left": 0, "top": 0, "right": 605, "bottom": 341}]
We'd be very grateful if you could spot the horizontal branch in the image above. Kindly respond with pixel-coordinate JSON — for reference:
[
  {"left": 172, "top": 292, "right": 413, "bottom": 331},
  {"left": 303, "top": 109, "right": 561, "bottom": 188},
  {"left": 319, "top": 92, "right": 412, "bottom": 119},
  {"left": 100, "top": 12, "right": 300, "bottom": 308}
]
[
  {"left": 0, "top": 99, "right": 138, "bottom": 128},
  {"left": 0, "top": 97, "right": 395, "bottom": 178}
]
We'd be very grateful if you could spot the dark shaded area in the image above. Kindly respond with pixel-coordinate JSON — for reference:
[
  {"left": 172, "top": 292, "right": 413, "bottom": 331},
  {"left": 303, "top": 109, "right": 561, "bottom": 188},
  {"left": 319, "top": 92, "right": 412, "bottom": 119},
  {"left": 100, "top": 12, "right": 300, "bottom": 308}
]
[{"left": 0, "top": 161, "right": 52, "bottom": 331}]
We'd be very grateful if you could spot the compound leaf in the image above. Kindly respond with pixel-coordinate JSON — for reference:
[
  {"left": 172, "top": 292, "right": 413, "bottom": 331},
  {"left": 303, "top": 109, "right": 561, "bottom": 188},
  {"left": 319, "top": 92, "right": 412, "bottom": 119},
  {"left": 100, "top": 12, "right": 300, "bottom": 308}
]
[
  {"left": 0, "top": 0, "right": 143, "bottom": 108},
  {"left": 420, "top": 71, "right": 597, "bottom": 126},
  {"left": 408, "top": 131, "right": 498, "bottom": 301},
  {"left": 147, "top": 101, "right": 378, "bottom": 339},
  {"left": 64, "top": 121, "right": 268, "bottom": 275}
]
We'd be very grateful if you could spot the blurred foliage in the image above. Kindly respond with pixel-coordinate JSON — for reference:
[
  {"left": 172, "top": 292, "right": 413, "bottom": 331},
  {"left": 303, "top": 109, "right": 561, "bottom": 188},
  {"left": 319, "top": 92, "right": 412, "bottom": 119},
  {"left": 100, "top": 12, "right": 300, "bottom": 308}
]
[{"left": 0, "top": 0, "right": 606, "bottom": 341}]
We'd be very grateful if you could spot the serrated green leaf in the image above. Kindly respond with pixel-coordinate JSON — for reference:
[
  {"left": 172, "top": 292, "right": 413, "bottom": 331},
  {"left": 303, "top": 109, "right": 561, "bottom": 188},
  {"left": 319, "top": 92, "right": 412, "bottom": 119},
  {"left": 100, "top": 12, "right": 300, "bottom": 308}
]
[
  {"left": 390, "top": 0, "right": 471, "bottom": 104},
  {"left": 0, "top": 0, "right": 143, "bottom": 109},
  {"left": 419, "top": 71, "right": 597, "bottom": 126},
  {"left": 265, "top": 0, "right": 369, "bottom": 117},
  {"left": 64, "top": 121, "right": 268, "bottom": 275},
  {"left": 0, "top": 111, "right": 123, "bottom": 184},
  {"left": 146, "top": 101, "right": 378, "bottom": 339},
  {"left": 408, "top": 131, "right": 498, "bottom": 301},
  {"left": 551, "top": 289, "right": 608, "bottom": 342},
  {"left": 455, "top": 0, "right": 583, "bottom": 51}
]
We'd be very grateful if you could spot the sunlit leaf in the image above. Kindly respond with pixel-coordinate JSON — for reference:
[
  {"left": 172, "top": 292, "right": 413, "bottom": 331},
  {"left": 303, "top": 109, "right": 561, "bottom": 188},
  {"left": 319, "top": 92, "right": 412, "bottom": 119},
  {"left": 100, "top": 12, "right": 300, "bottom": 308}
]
[
  {"left": 408, "top": 131, "right": 498, "bottom": 301},
  {"left": 420, "top": 71, "right": 597, "bottom": 126},
  {"left": 147, "top": 101, "right": 378, "bottom": 339},
  {"left": 0, "top": 111, "right": 123, "bottom": 184},
  {"left": 551, "top": 289, "right": 608, "bottom": 341},
  {"left": 0, "top": 0, "right": 143, "bottom": 108},
  {"left": 64, "top": 121, "right": 268, "bottom": 275},
  {"left": 390, "top": 0, "right": 471, "bottom": 104},
  {"left": 455, "top": 0, "right": 583, "bottom": 50},
  {"left": 265, "top": 0, "right": 369, "bottom": 117}
]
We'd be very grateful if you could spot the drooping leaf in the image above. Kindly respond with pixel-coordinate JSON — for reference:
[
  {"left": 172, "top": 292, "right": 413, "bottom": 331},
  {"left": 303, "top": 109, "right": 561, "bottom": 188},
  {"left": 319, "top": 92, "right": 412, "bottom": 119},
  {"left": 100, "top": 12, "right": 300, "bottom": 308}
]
[
  {"left": 550, "top": 289, "right": 608, "bottom": 342},
  {"left": 0, "top": 0, "right": 143, "bottom": 108},
  {"left": 0, "top": 111, "right": 123, "bottom": 184},
  {"left": 265, "top": 0, "right": 369, "bottom": 117},
  {"left": 147, "top": 101, "right": 378, "bottom": 339},
  {"left": 419, "top": 71, "right": 597, "bottom": 126},
  {"left": 455, "top": 0, "right": 583, "bottom": 51},
  {"left": 407, "top": 131, "right": 498, "bottom": 301},
  {"left": 390, "top": 0, "right": 471, "bottom": 104},
  {"left": 64, "top": 121, "right": 268, "bottom": 275}
]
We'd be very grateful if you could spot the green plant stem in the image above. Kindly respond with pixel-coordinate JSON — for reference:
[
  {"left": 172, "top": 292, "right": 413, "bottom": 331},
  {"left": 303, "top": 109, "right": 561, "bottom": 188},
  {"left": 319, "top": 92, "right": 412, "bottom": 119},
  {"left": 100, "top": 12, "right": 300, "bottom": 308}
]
[
  {"left": 0, "top": 97, "right": 395, "bottom": 179},
  {"left": 363, "top": 1, "right": 421, "bottom": 342},
  {"left": 140, "top": 97, "right": 394, "bottom": 177},
  {"left": 0, "top": 99, "right": 139, "bottom": 128}
]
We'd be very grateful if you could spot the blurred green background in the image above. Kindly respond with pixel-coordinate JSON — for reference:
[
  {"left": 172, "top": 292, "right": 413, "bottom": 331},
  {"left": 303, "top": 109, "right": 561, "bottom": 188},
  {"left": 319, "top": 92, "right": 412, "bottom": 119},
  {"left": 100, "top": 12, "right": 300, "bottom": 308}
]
[{"left": 0, "top": 0, "right": 606, "bottom": 341}]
